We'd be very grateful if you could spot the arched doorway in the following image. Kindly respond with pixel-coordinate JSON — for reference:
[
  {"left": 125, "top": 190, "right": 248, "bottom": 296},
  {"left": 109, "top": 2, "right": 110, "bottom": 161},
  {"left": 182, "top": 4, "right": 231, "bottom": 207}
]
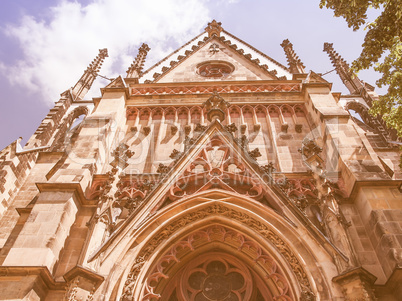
[
  {"left": 130, "top": 222, "right": 297, "bottom": 300},
  {"left": 116, "top": 196, "right": 322, "bottom": 301}
]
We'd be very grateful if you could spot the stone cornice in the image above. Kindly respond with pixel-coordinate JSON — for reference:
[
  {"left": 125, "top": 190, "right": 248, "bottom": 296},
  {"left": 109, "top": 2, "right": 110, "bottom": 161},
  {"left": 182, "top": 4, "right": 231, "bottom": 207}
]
[
  {"left": 0, "top": 266, "right": 66, "bottom": 290},
  {"left": 333, "top": 266, "right": 377, "bottom": 285},
  {"left": 130, "top": 80, "right": 302, "bottom": 97},
  {"left": 63, "top": 265, "right": 104, "bottom": 289},
  {"left": 346, "top": 179, "right": 402, "bottom": 202},
  {"left": 36, "top": 182, "right": 98, "bottom": 207}
]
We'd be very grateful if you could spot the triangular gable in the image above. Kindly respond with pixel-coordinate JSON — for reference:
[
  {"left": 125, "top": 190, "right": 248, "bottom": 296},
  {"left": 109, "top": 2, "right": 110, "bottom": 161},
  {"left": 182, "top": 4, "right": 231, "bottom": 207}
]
[
  {"left": 153, "top": 38, "right": 280, "bottom": 83},
  {"left": 141, "top": 29, "right": 292, "bottom": 83},
  {"left": 104, "top": 75, "right": 127, "bottom": 89},
  {"left": 305, "top": 71, "right": 328, "bottom": 84},
  {"left": 151, "top": 125, "right": 277, "bottom": 211}
]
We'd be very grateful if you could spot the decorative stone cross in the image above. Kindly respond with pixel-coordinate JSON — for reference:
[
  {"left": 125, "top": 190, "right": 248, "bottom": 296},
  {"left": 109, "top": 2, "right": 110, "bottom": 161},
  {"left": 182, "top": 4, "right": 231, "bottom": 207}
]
[{"left": 209, "top": 43, "right": 220, "bottom": 54}]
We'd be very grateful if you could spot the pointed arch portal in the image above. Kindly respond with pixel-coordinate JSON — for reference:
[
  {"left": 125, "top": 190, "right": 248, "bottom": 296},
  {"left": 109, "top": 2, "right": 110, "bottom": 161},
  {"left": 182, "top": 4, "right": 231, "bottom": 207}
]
[
  {"left": 139, "top": 225, "right": 294, "bottom": 301},
  {"left": 115, "top": 191, "right": 323, "bottom": 301}
]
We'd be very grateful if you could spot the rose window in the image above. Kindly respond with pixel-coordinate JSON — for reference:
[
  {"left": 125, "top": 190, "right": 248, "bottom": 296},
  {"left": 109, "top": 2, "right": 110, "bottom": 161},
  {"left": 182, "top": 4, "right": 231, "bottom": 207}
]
[
  {"left": 197, "top": 61, "right": 234, "bottom": 78},
  {"left": 183, "top": 259, "right": 249, "bottom": 301}
]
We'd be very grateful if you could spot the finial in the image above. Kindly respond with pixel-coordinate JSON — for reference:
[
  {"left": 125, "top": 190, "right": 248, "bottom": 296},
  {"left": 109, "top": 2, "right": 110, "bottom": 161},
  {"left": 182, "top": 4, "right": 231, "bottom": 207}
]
[
  {"left": 126, "top": 43, "right": 151, "bottom": 79},
  {"left": 323, "top": 42, "right": 363, "bottom": 95},
  {"left": 205, "top": 20, "right": 223, "bottom": 38},
  {"left": 203, "top": 91, "right": 230, "bottom": 122},
  {"left": 280, "top": 39, "right": 305, "bottom": 74},
  {"left": 71, "top": 48, "right": 109, "bottom": 100}
]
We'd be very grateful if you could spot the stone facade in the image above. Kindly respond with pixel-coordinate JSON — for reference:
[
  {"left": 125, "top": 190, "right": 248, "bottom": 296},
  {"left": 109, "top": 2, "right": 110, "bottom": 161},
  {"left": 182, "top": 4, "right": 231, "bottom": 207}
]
[{"left": 0, "top": 20, "right": 401, "bottom": 300}]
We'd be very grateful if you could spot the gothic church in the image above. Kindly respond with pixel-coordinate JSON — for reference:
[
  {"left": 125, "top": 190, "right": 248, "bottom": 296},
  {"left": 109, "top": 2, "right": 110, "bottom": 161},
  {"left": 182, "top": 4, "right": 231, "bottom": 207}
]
[{"left": 0, "top": 20, "right": 401, "bottom": 300}]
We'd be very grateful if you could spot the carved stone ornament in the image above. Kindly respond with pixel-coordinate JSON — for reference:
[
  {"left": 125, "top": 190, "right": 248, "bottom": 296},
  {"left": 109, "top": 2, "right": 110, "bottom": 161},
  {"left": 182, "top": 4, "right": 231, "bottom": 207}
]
[
  {"left": 240, "top": 124, "right": 247, "bottom": 134},
  {"left": 100, "top": 175, "right": 159, "bottom": 224},
  {"left": 300, "top": 285, "right": 317, "bottom": 301},
  {"left": 224, "top": 123, "right": 238, "bottom": 134},
  {"left": 184, "top": 125, "right": 192, "bottom": 135},
  {"left": 235, "top": 135, "right": 249, "bottom": 149},
  {"left": 275, "top": 177, "right": 319, "bottom": 212},
  {"left": 169, "top": 149, "right": 183, "bottom": 161},
  {"left": 248, "top": 148, "right": 262, "bottom": 160},
  {"left": 260, "top": 162, "right": 276, "bottom": 175},
  {"left": 299, "top": 138, "right": 322, "bottom": 159},
  {"left": 205, "top": 19, "right": 223, "bottom": 37},
  {"left": 203, "top": 91, "right": 230, "bottom": 122},
  {"left": 64, "top": 278, "right": 80, "bottom": 301},
  {"left": 120, "top": 256, "right": 146, "bottom": 301},
  {"left": 194, "top": 123, "right": 207, "bottom": 133},
  {"left": 209, "top": 43, "right": 220, "bottom": 54},
  {"left": 170, "top": 125, "right": 178, "bottom": 135},
  {"left": 157, "top": 163, "right": 170, "bottom": 176},
  {"left": 143, "top": 126, "right": 151, "bottom": 136},
  {"left": 295, "top": 124, "right": 303, "bottom": 133},
  {"left": 184, "top": 135, "right": 196, "bottom": 151},
  {"left": 111, "top": 144, "right": 134, "bottom": 169}
]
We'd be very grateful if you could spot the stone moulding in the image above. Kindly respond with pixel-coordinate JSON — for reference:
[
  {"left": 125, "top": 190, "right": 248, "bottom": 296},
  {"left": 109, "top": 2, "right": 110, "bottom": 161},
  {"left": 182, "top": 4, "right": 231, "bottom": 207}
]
[
  {"left": 36, "top": 182, "right": 98, "bottom": 207},
  {"left": 119, "top": 203, "right": 316, "bottom": 301},
  {"left": 131, "top": 82, "right": 301, "bottom": 96},
  {"left": 0, "top": 266, "right": 66, "bottom": 291}
]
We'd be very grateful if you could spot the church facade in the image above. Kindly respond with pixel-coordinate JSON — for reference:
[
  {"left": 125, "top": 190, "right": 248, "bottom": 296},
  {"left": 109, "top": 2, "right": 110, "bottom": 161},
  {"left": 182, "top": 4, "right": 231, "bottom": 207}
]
[{"left": 0, "top": 20, "right": 401, "bottom": 300}]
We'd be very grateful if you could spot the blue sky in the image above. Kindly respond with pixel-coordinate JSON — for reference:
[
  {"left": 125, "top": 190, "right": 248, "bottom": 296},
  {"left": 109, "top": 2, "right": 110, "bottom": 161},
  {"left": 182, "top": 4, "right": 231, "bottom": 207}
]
[{"left": 0, "top": 0, "right": 383, "bottom": 150}]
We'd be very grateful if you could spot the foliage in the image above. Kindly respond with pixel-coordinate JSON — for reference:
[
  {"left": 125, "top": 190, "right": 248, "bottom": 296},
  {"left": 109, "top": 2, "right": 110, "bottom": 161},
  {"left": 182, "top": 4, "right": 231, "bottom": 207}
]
[{"left": 320, "top": 0, "right": 402, "bottom": 139}]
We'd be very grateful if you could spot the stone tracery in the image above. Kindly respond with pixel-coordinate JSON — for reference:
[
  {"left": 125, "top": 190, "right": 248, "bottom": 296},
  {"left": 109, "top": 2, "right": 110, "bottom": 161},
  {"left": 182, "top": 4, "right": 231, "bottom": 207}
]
[
  {"left": 119, "top": 203, "right": 316, "bottom": 301},
  {"left": 141, "top": 225, "right": 294, "bottom": 301},
  {"left": 163, "top": 136, "right": 265, "bottom": 203}
]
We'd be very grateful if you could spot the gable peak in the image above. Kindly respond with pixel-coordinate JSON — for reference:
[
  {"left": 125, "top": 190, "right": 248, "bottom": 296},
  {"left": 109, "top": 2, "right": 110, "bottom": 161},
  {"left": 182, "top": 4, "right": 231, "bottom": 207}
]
[{"left": 205, "top": 20, "right": 223, "bottom": 38}]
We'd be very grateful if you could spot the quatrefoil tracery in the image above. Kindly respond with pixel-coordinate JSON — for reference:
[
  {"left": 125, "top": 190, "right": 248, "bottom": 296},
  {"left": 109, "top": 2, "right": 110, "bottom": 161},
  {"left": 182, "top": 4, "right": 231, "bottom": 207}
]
[{"left": 167, "top": 139, "right": 263, "bottom": 201}]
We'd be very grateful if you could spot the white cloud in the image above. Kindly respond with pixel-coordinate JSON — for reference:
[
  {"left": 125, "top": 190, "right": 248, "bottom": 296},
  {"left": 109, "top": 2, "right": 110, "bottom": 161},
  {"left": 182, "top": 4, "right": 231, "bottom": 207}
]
[{"left": 1, "top": 0, "right": 211, "bottom": 104}]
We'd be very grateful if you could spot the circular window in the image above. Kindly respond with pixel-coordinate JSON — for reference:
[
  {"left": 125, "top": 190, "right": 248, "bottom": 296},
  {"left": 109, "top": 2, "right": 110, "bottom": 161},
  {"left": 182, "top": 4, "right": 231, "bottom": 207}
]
[{"left": 197, "top": 61, "right": 235, "bottom": 78}]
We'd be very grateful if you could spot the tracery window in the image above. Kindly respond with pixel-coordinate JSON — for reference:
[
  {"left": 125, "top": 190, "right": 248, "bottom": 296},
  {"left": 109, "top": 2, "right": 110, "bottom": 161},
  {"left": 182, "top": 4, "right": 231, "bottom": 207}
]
[
  {"left": 197, "top": 61, "right": 235, "bottom": 78},
  {"left": 162, "top": 253, "right": 262, "bottom": 301},
  {"left": 185, "top": 259, "right": 247, "bottom": 301}
]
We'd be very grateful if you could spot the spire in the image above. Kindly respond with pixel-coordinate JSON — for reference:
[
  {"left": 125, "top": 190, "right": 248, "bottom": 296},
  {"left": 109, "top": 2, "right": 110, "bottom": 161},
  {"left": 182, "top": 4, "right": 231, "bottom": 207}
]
[
  {"left": 126, "top": 43, "right": 151, "bottom": 79},
  {"left": 205, "top": 20, "right": 223, "bottom": 38},
  {"left": 323, "top": 43, "right": 363, "bottom": 95},
  {"left": 280, "top": 39, "right": 305, "bottom": 74},
  {"left": 71, "top": 48, "right": 109, "bottom": 100}
]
